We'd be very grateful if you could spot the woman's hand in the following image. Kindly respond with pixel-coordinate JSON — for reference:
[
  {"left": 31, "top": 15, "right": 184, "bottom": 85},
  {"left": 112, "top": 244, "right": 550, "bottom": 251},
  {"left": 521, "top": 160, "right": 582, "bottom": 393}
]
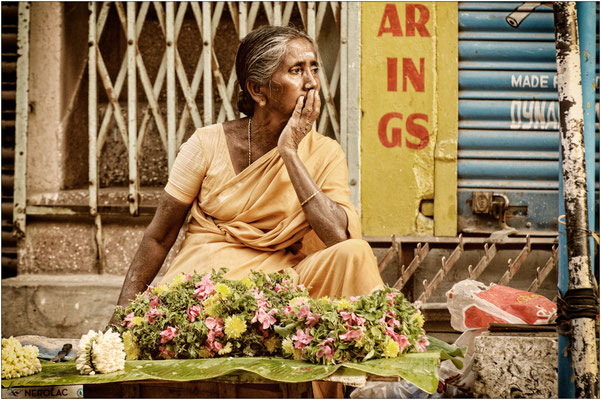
[{"left": 277, "top": 89, "right": 321, "bottom": 154}]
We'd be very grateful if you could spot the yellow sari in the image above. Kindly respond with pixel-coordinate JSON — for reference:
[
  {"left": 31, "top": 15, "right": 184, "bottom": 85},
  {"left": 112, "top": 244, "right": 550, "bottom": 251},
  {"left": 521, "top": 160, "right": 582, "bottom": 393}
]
[{"left": 160, "top": 124, "right": 383, "bottom": 298}]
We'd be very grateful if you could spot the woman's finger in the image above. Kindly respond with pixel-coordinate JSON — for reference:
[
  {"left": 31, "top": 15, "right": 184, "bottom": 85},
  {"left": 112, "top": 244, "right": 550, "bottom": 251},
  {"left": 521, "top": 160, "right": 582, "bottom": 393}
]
[{"left": 292, "top": 95, "right": 304, "bottom": 119}]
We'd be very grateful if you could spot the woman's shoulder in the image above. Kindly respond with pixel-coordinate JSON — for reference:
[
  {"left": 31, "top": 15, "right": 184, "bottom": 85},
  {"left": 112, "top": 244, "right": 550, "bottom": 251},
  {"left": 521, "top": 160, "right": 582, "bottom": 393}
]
[{"left": 186, "top": 123, "right": 225, "bottom": 149}]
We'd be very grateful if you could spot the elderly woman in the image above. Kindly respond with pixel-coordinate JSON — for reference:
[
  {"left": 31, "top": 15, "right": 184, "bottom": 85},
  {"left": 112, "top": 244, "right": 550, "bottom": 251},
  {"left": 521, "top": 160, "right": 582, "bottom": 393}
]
[{"left": 113, "top": 25, "right": 383, "bottom": 321}]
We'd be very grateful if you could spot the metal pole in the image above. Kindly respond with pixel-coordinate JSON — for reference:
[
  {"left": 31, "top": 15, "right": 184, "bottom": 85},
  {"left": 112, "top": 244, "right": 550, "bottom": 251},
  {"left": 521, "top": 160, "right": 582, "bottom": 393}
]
[
  {"left": 13, "top": 2, "right": 30, "bottom": 238},
  {"left": 553, "top": 2, "right": 599, "bottom": 398},
  {"left": 576, "top": 1, "right": 597, "bottom": 277},
  {"left": 166, "top": 2, "right": 176, "bottom": 170}
]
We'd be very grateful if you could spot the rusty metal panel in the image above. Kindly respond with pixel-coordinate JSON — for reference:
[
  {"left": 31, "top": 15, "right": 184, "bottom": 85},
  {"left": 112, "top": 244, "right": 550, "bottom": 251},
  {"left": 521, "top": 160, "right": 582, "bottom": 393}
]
[{"left": 457, "top": 2, "right": 600, "bottom": 235}]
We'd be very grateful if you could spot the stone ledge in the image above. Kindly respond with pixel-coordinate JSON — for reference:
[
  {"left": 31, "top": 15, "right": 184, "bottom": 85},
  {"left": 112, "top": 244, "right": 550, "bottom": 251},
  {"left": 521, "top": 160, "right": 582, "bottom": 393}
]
[
  {"left": 27, "top": 187, "right": 164, "bottom": 207},
  {"left": 472, "top": 333, "right": 558, "bottom": 398},
  {"left": 2, "top": 274, "right": 126, "bottom": 338}
]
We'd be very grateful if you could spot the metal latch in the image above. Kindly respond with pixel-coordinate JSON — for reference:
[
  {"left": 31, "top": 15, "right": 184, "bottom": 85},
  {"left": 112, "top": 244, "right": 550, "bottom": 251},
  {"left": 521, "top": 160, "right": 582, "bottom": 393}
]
[{"left": 471, "top": 192, "right": 513, "bottom": 231}]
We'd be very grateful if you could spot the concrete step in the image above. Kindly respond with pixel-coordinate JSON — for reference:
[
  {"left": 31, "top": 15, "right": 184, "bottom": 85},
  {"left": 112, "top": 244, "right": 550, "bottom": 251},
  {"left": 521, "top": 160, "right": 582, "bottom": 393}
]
[{"left": 1, "top": 274, "right": 125, "bottom": 338}]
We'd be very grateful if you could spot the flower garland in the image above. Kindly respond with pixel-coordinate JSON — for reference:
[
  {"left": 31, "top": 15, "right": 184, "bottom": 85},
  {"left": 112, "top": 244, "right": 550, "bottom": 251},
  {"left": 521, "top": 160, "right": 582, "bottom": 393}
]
[
  {"left": 75, "top": 329, "right": 126, "bottom": 375},
  {"left": 114, "top": 269, "right": 428, "bottom": 364},
  {"left": 1, "top": 337, "right": 42, "bottom": 379}
]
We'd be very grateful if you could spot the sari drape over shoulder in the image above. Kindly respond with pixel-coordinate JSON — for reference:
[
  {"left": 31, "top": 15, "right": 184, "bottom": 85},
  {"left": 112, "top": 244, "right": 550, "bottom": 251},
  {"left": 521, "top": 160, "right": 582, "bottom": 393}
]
[{"left": 159, "top": 124, "right": 383, "bottom": 298}]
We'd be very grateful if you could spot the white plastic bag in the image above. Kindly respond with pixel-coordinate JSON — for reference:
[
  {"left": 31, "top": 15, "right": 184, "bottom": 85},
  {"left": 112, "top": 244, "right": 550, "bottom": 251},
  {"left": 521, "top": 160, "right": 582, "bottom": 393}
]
[{"left": 446, "top": 280, "right": 556, "bottom": 332}]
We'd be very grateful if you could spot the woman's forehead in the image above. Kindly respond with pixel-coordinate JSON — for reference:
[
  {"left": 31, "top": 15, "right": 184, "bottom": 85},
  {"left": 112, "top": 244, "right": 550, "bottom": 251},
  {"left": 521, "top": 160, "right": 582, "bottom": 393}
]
[{"left": 282, "top": 38, "right": 316, "bottom": 63}]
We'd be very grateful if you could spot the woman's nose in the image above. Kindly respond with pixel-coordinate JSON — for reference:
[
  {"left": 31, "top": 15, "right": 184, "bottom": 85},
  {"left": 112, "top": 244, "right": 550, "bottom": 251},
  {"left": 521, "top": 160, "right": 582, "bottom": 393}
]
[{"left": 304, "top": 73, "right": 318, "bottom": 90}]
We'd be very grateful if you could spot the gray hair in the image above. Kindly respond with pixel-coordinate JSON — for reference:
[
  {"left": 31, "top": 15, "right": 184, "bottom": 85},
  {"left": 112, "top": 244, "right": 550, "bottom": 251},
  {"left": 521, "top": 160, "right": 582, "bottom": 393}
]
[{"left": 236, "top": 25, "right": 314, "bottom": 116}]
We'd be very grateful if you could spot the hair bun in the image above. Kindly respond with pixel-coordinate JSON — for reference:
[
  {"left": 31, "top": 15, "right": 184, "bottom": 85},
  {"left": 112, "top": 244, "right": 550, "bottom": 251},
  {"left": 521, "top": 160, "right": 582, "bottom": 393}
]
[{"left": 237, "top": 90, "right": 254, "bottom": 116}]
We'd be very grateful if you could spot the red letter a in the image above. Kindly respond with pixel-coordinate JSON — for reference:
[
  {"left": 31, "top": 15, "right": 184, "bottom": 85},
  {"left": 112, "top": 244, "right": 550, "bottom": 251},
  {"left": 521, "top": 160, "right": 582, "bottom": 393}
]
[{"left": 378, "top": 4, "right": 403, "bottom": 37}]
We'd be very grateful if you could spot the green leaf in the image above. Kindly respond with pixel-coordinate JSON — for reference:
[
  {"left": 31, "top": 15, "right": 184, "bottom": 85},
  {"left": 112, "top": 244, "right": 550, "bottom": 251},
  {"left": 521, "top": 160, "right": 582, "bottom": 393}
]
[
  {"left": 425, "top": 335, "right": 466, "bottom": 369},
  {"left": 2, "top": 353, "right": 442, "bottom": 393}
]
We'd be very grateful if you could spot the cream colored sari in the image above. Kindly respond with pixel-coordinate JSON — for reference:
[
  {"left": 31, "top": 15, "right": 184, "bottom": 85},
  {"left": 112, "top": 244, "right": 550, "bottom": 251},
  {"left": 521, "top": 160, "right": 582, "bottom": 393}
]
[{"left": 160, "top": 124, "right": 383, "bottom": 298}]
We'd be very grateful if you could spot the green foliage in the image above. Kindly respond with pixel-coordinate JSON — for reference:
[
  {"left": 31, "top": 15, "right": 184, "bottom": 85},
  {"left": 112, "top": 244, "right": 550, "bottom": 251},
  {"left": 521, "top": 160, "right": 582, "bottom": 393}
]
[{"left": 114, "top": 269, "right": 433, "bottom": 365}]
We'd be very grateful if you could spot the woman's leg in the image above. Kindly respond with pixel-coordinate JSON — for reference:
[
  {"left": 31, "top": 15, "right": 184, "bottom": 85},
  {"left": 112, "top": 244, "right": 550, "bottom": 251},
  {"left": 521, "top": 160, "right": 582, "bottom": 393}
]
[{"left": 295, "top": 238, "right": 384, "bottom": 299}]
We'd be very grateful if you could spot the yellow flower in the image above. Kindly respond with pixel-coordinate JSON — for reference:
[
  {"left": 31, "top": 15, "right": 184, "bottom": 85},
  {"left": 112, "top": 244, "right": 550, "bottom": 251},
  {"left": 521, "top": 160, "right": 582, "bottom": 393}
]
[
  {"left": 122, "top": 331, "right": 140, "bottom": 360},
  {"left": 224, "top": 315, "right": 247, "bottom": 339},
  {"left": 335, "top": 298, "right": 353, "bottom": 311},
  {"left": 218, "top": 342, "right": 233, "bottom": 355},
  {"left": 414, "top": 312, "right": 425, "bottom": 328},
  {"left": 319, "top": 296, "right": 331, "bottom": 306},
  {"left": 240, "top": 278, "right": 253, "bottom": 288},
  {"left": 282, "top": 338, "right": 294, "bottom": 356},
  {"left": 154, "top": 285, "right": 169, "bottom": 296},
  {"left": 169, "top": 274, "right": 186, "bottom": 288},
  {"left": 203, "top": 295, "right": 221, "bottom": 318},
  {"left": 264, "top": 336, "right": 280, "bottom": 354},
  {"left": 131, "top": 317, "right": 144, "bottom": 326},
  {"left": 383, "top": 339, "right": 400, "bottom": 358},
  {"left": 215, "top": 283, "right": 231, "bottom": 298}
]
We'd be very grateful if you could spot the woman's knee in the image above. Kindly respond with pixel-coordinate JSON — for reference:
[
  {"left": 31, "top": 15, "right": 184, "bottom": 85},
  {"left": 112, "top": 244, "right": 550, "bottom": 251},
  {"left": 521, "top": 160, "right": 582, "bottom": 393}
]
[{"left": 329, "top": 238, "right": 372, "bottom": 256}]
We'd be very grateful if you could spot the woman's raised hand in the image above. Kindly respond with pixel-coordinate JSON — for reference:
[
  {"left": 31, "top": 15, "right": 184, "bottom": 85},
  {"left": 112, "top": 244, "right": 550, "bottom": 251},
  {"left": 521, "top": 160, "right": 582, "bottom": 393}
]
[{"left": 278, "top": 89, "right": 321, "bottom": 153}]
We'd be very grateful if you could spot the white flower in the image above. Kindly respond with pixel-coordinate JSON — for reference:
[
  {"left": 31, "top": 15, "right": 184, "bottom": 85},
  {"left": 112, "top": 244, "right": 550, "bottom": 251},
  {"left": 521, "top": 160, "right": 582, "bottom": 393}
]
[
  {"left": 1, "top": 337, "right": 42, "bottom": 379},
  {"left": 76, "top": 329, "right": 126, "bottom": 375}
]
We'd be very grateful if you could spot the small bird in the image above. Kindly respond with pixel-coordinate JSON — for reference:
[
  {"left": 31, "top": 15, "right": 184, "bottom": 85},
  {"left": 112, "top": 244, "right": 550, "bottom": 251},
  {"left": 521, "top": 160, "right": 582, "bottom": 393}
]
[{"left": 50, "top": 343, "right": 72, "bottom": 362}]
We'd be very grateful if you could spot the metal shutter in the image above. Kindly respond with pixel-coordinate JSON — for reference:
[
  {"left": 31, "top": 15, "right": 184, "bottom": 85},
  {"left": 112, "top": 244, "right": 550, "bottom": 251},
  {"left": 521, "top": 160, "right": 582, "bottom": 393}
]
[{"left": 457, "top": 2, "right": 599, "bottom": 235}]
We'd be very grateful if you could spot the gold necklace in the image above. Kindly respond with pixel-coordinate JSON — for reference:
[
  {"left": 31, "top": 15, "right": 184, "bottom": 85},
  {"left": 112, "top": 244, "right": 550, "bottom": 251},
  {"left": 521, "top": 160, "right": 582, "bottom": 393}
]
[{"left": 247, "top": 117, "right": 252, "bottom": 167}]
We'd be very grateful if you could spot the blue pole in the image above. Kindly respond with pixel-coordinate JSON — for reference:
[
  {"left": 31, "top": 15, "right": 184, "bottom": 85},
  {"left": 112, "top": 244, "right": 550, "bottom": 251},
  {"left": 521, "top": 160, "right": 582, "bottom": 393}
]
[
  {"left": 557, "top": 146, "right": 574, "bottom": 398},
  {"left": 557, "top": 5, "right": 597, "bottom": 398},
  {"left": 576, "top": 1, "right": 597, "bottom": 278}
]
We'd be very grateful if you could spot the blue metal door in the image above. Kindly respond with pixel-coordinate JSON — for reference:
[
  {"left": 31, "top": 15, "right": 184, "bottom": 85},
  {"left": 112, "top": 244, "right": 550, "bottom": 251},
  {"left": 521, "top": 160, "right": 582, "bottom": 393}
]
[{"left": 457, "top": 2, "right": 599, "bottom": 235}]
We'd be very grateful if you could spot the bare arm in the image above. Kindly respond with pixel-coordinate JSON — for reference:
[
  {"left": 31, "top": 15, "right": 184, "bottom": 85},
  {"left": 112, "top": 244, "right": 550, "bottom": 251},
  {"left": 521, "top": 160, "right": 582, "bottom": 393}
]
[
  {"left": 109, "top": 191, "right": 191, "bottom": 325},
  {"left": 278, "top": 89, "right": 349, "bottom": 247}
]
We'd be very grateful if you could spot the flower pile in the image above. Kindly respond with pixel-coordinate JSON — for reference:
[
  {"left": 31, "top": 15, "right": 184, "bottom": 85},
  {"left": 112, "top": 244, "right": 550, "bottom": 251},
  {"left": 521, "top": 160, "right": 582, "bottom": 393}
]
[
  {"left": 114, "top": 269, "right": 428, "bottom": 364},
  {"left": 75, "top": 329, "right": 126, "bottom": 375},
  {"left": 1, "top": 337, "right": 42, "bottom": 379}
]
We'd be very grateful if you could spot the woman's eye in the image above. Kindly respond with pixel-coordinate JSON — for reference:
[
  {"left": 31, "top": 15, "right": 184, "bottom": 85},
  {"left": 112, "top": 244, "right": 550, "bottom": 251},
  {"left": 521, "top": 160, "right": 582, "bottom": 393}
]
[
  {"left": 311, "top": 66, "right": 319, "bottom": 74},
  {"left": 290, "top": 67, "right": 301, "bottom": 74}
]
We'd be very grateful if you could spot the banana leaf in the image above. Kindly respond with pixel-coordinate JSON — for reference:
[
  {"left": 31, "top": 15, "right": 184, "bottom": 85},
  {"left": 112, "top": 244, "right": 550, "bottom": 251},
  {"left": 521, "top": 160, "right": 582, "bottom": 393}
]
[
  {"left": 426, "top": 335, "right": 466, "bottom": 369},
  {"left": 2, "top": 351, "right": 443, "bottom": 394}
]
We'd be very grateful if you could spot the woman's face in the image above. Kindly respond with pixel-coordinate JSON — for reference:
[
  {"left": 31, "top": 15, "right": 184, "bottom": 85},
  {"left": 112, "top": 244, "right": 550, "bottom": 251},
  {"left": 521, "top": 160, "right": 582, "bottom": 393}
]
[{"left": 265, "top": 38, "right": 320, "bottom": 119}]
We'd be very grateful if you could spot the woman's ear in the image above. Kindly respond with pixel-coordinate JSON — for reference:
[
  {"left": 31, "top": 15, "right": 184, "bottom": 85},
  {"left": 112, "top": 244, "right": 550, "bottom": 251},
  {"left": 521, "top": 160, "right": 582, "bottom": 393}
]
[{"left": 247, "top": 81, "right": 267, "bottom": 107}]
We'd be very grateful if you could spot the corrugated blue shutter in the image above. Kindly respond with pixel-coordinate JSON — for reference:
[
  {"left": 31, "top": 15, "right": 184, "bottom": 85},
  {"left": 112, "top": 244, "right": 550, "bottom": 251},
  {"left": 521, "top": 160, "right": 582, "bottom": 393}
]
[{"left": 457, "top": 1, "right": 599, "bottom": 234}]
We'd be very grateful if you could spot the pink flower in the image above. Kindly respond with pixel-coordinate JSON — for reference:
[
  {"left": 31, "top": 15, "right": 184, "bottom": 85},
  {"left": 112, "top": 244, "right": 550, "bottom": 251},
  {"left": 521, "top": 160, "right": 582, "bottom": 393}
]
[
  {"left": 297, "top": 284, "right": 306, "bottom": 291},
  {"left": 291, "top": 329, "right": 314, "bottom": 350},
  {"left": 145, "top": 308, "right": 164, "bottom": 323},
  {"left": 386, "top": 317, "right": 401, "bottom": 328},
  {"left": 253, "top": 289, "right": 268, "bottom": 310},
  {"left": 385, "top": 328, "right": 411, "bottom": 353},
  {"left": 122, "top": 312, "right": 135, "bottom": 328},
  {"left": 184, "top": 273, "right": 192, "bottom": 281},
  {"left": 158, "top": 345, "right": 170, "bottom": 358},
  {"left": 282, "top": 279, "right": 291, "bottom": 285},
  {"left": 275, "top": 283, "right": 288, "bottom": 293},
  {"left": 350, "top": 296, "right": 360, "bottom": 302},
  {"left": 186, "top": 305, "right": 202, "bottom": 322},
  {"left": 160, "top": 326, "right": 178, "bottom": 344},
  {"left": 305, "top": 313, "right": 321, "bottom": 327},
  {"left": 340, "top": 311, "right": 366, "bottom": 326},
  {"left": 194, "top": 274, "right": 215, "bottom": 301},
  {"left": 339, "top": 327, "right": 364, "bottom": 341},
  {"left": 252, "top": 308, "right": 277, "bottom": 330},
  {"left": 417, "top": 334, "right": 429, "bottom": 352},
  {"left": 149, "top": 296, "right": 159, "bottom": 309},
  {"left": 316, "top": 338, "right": 335, "bottom": 359},
  {"left": 387, "top": 292, "right": 396, "bottom": 305},
  {"left": 205, "top": 317, "right": 223, "bottom": 332},
  {"left": 282, "top": 305, "right": 294, "bottom": 316},
  {"left": 297, "top": 305, "right": 310, "bottom": 319}
]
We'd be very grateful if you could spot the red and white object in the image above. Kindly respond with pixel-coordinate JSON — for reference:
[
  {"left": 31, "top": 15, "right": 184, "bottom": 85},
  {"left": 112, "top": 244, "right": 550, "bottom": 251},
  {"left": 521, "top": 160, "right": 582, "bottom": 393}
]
[{"left": 446, "top": 280, "right": 557, "bottom": 332}]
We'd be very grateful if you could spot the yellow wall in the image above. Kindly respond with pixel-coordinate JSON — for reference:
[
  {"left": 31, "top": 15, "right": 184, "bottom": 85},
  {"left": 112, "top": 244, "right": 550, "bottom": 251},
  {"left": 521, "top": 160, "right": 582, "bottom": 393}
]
[{"left": 361, "top": 2, "right": 458, "bottom": 237}]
